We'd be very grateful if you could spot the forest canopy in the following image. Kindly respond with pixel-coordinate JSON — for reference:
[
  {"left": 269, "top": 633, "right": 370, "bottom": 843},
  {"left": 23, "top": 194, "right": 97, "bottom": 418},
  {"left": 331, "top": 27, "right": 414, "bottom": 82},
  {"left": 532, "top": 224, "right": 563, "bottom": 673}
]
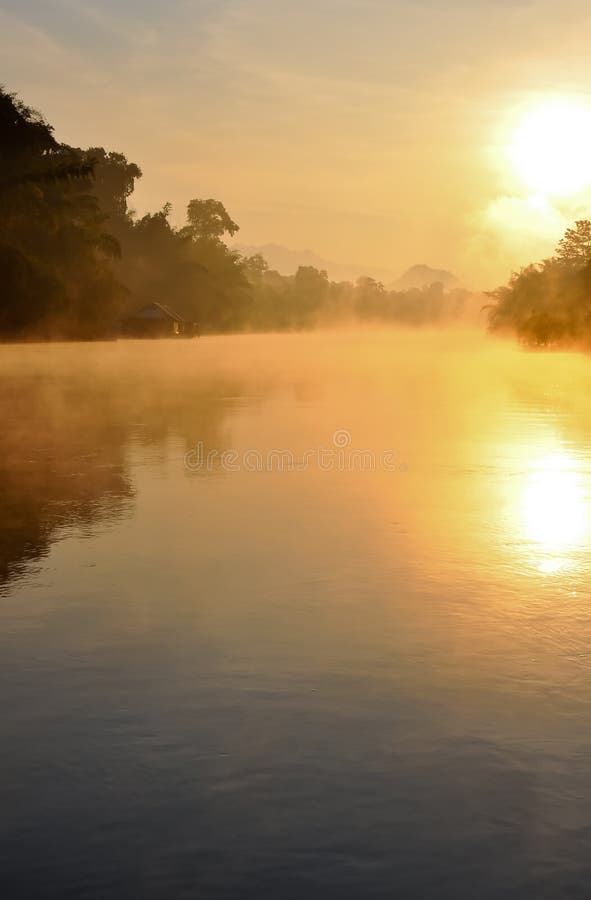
[
  {"left": 487, "top": 220, "right": 591, "bottom": 347},
  {"left": 0, "top": 86, "right": 479, "bottom": 340}
]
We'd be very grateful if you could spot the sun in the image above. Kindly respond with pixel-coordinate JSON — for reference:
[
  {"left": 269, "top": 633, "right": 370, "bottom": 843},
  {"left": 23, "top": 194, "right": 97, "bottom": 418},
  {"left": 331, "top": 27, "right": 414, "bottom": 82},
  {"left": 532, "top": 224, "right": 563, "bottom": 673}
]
[{"left": 509, "top": 100, "right": 591, "bottom": 197}]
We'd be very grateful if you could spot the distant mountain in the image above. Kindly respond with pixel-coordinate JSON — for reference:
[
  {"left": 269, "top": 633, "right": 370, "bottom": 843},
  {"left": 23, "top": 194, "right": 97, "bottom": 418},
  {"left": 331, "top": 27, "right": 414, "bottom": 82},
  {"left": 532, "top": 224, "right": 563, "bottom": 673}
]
[
  {"left": 233, "top": 244, "right": 461, "bottom": 290},
  {"left": 392, "top": 264, "right": 460, "bottom": 291},
  {"left": 233, "top": 243, "right": 397, "bottom": 284}
]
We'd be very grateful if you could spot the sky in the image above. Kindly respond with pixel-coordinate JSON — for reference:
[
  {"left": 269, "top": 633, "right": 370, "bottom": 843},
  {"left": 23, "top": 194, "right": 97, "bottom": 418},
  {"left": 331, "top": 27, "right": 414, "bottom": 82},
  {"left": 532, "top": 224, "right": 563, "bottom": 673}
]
[{"left": 2, "top": 0, "right": 591, "bottom": 287}]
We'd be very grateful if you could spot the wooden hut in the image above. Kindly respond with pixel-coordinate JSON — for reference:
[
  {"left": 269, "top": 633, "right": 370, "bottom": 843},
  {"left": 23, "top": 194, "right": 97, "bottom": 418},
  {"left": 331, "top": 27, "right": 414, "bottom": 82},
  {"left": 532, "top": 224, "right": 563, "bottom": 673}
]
[{"left": 120, "top": 301, "right": 198, "bottom": 338}]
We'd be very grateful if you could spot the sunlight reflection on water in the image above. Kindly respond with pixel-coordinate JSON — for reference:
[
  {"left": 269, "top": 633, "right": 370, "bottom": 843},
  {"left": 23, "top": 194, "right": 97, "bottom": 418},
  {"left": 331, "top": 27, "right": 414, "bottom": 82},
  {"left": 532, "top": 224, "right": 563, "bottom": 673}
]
[{"left": 519, "top": 452, "right": 590, "bottom": 574}]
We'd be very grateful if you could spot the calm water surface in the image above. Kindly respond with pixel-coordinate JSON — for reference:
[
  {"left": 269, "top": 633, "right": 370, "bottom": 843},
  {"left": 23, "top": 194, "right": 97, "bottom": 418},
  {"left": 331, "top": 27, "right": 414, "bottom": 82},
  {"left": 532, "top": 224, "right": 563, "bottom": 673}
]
[{"left": 2, "top": 331, "right": 591, "bottom": 898}]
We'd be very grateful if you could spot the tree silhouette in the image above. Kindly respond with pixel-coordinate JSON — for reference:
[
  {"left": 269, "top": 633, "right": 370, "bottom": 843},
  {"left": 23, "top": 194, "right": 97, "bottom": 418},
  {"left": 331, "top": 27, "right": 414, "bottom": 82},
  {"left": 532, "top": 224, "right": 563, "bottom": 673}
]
[
  {"left": 184, "top": 199, "right": 239, "bottom": 242},
  {"left": 0, "top": 87, "right": 125, "bottom": 338},
  {"left": 556, "top": 219, "right": 591, "bottom": 265},
  {"left": 0, "top": 88, "right": 94, "bottom": 189},
  {"left": 488, "top": 221, "right": 591, "bottom": 346}
]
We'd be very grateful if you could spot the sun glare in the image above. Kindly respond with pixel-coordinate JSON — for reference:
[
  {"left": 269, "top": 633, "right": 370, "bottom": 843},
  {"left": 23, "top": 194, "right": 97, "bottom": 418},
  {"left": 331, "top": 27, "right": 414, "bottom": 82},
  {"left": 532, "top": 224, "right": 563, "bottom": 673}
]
[
  {"left": 509, "top": 101, "right": 591, "bottom": 197},
  {"left": 521, "top": 452, "right": 590, "bottom": 572}
]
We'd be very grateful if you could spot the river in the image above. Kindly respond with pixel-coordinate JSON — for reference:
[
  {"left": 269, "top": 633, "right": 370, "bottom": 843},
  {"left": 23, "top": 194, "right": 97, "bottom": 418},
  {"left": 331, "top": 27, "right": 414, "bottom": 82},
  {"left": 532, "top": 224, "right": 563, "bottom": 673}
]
[{"left": 2, "top": 330, "right": 591, "bottom": 898}]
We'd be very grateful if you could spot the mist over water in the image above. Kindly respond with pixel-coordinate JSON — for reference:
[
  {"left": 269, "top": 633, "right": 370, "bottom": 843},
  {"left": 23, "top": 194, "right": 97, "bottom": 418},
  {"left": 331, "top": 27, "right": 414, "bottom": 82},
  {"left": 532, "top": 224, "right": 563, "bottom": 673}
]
[{"left": 3, "top": 330, "right": 591, "bottom": 898}]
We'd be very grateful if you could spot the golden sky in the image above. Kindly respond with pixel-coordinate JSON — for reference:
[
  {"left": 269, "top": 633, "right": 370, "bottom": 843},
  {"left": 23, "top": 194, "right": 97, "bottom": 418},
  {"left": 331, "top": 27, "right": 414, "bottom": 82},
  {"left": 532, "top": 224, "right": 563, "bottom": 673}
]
[{"left": 2, "top": 0, "right": 591, "bottom": 287}]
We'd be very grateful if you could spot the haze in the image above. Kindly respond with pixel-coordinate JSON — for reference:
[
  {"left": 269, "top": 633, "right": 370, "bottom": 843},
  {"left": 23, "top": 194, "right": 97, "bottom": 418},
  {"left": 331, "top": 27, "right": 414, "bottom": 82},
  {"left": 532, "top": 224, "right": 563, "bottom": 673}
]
[{"left": 4, "top": 0, "right": 591, "bottom": 286}]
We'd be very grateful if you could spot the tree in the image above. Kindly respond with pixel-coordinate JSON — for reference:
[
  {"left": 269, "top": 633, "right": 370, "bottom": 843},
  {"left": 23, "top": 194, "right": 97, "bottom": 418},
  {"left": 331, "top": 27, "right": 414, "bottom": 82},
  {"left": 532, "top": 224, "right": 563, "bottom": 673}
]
[
  {"left": 184, "top": 199, "right": 239, "bottom": 242},
  {"left": 556, "top": 219, "right": 591, "bottom": 265},
  {"left": 354, "top": 276, "right": 387, "bottom": 319},
  {"left": 289, "top": 266, "right": 329, "bottom": 328},
  {"left": 487, "top": 256, "right": 591, "bottom": 346},
  {"left": 0, "top": 87, "right": 56, "bottom": 166},
  {"left": 0, "top": 88, "right": 95, "bottom": 189},
  {"left": 485, "top": 220, "right": 591, "bottom": 346},
  {"left": 82, "top": 148, "right": 142, "bottom": 222},
  {"left": 0, "top": 87, "right": 125, "bottom": 338},
  {"left": 242, "top": 253, "right": 268, "bottom": 286}
]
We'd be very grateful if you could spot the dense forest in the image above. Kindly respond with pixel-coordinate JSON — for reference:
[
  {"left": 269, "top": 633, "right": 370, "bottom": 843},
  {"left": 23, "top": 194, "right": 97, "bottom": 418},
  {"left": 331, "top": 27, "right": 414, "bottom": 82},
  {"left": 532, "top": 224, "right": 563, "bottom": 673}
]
[
  {"left": 487, "top": 220, "right": 591, "bottom": 347},
  {"left": 0, "top": 86, "right": 479, "bottom": 340}
]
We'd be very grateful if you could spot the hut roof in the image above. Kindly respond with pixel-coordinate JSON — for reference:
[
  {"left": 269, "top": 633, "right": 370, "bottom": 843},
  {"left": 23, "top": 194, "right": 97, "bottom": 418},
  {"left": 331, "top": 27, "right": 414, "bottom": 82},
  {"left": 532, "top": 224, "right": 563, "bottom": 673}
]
[{"left": 128, "top": 301, "right": 185, "bottom": 322}]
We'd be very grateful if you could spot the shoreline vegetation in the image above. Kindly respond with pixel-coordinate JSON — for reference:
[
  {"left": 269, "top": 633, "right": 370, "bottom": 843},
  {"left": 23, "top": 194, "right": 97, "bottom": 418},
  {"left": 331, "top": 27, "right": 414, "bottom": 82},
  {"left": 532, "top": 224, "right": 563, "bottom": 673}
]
[
  {"left": 487, "top": 220, "right": 591, "bottom": 348},
  {"left": 0, "top": 86, "right": 481, "bottom": 341},
  {"left": 0, "top": 85, "right": 588, "bottom": 348}
]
